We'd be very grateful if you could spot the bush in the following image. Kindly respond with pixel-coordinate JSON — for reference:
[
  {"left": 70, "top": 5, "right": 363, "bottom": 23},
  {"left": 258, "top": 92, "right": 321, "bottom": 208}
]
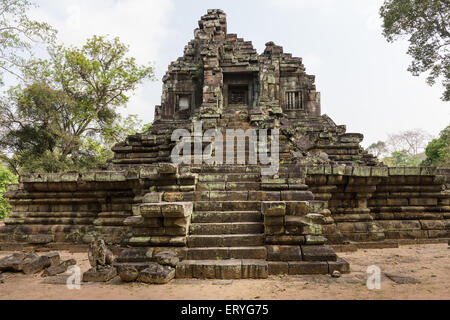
[{"left": 0, "top": 165, "right": 18, "bottom": 220}]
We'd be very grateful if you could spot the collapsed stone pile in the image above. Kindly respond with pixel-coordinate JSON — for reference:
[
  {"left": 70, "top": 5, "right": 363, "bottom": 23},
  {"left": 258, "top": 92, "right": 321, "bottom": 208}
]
[{"left": 0, "top": 251, "right": 75, "bottom": 278}]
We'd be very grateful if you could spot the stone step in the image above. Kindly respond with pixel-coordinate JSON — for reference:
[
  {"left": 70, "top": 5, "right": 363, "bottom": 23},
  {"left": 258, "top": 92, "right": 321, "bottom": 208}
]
[
  {"left": 194, "top": 201, "right": 261, "bottom": 212},
  {"left": 7, "top": 217, "right": 95, "bottom": 225},
  {"left": 197, "top": 182, "right": 261, "bottom": 191},
  {"left": 192, "top": 211, "right": 261, "bottom": 223},
  {"left": 189, "top": 222, "right": 264, "bottom": 235},
  {"left": 93, "top": 217, "right": 127, "bottom": 226},
  {"left": 187, "top": 234, "right": 264, "bottom": 247},
  {"left": 183, "top": 246, "right": 267, "bottom": 260},
  {"left": 186, "top": 165, "right": 261, "bottom": 174},
  {"left": 9, "top": 212, "right": 97, "bottom": 218},
  {"left": 198, "top": 173, "right": 260, "bottom": 182},
  {"left": 176, "top": 259, "right": 268, "bottom": 279}
]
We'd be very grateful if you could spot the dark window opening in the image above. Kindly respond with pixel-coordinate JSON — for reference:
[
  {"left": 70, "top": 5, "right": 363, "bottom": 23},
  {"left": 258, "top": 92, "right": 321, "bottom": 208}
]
[
  {"left": 228, "top": 85, "right": 248, "bottom": 105},
  {"left": 285, "top": 91, "right": 302, "bottom": 110}
]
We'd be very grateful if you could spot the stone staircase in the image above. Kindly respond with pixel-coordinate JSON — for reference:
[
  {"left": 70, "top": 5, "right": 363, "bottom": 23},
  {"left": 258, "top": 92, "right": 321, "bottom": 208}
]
[{"left": 177, "top": 165, "right": 269, "bottom": 279}]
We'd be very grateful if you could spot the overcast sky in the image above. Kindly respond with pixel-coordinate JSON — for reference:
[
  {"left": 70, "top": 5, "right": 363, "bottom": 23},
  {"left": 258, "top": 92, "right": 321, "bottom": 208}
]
[{"left": 17, "top": 0, "right": 450, "bottom": 147}]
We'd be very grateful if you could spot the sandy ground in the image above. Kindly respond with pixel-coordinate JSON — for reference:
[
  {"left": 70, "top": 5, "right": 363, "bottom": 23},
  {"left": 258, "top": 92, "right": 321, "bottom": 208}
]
[{"left": 0, "top": 243, "right": 448, "bottom": 300}]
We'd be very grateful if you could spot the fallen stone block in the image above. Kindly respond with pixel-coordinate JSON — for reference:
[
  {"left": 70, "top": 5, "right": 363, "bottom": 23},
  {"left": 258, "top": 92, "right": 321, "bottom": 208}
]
[
  {"left": 42, "top": 259, "right": 77, "bottom": 277},
  {"left": 21, "top": 252, "right": 50, "bottom": 274},
  {"left": 117, "top": 265, "right": 139, "bottom": 282},
  {"left": 82, "top": 266, "right": 117, "bottom": 282},
  {"left": 0, "top": 252, "right": 26, "bottom": 272},
  {"left": 138, "top": 263, "right": 175, "bottom": 284},
  {"left": 154, "top": 251, "right": 180, "bottom": 267},
  {"left": 40, "top": 252, "right": 60, "bottom": 268}
]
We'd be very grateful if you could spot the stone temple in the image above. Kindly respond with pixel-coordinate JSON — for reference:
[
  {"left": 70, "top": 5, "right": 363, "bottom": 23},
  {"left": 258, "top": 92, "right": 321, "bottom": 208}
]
[{"left": 1, "top": 9, "right": 449, "bottom": 279}]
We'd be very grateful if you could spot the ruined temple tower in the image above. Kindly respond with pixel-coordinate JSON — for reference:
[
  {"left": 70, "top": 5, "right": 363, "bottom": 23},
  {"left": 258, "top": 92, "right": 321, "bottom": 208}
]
[{"left": 1, "top": 10, "right": 449, "bottom": 279}]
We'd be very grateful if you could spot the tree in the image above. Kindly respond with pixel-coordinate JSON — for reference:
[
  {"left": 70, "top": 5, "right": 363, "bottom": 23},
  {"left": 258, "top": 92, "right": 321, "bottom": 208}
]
[
  {"left": 380, "top": 0, "right": 450, "bottom": 101},
  {"left": 0, "top": 164, "right": 17, "bottom": 220},
  {"left": 386, "top": 128, "right": 432, "bottom": 156},
  {"left": 0, "top": 36, "right": 153, "bottom": 174},
  {"left": 0, "top": 0, "right": 55, "bottom": 85},
  {"left": 389, "top": 150, "right": 423, "bottom": 166},
  {"left": 367, "top": 141, "right": 389, "bottom": 158},
  {"left": 423, "top": 124, "right": 450, "bottom": 166}
]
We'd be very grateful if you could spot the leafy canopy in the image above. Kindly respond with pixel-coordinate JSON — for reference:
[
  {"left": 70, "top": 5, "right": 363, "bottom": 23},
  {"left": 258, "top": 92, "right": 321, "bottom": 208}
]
[
  {"left": 0, "top": 35, "right": 154, "bottom": 174},
  {"left": 380, "top": 0, "right": 450, "bottom": 100},
  {"left": 423, "top": 124, "right": 450, "bottom": 166},
  {"left": 0, "top": 0, "right": 56, "bottom": 85}
]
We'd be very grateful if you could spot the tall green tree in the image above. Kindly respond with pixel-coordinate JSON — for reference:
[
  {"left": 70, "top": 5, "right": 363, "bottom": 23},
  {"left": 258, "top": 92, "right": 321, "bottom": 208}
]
[
  {"left": 423, "top": 124, "right": 450, "bottom": 166},
  {"left": 380, "top": 0, "right": 450, "bottom": 101},
  {"left": 0, "top": 36, "right": 153, "bottom": 174},
  {"left": 0, "top": 0, "right": 55, "bottom": 85}
]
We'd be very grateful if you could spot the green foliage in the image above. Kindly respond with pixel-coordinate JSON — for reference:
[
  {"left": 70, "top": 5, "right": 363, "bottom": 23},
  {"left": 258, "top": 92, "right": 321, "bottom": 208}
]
[
  {"left": 0, "top": 165, "right": 18, "bottom": 220},
  {"left": 0, "top": 0, "right": 56, "bottom": 85},
  {"left": 423, "top": 125, "right": 450, "bottom": 166},
  {"left": 0, "top": 36, "right": 153, "bottom": 174},
  {"left": 380, "top": 0, "right": 450, "bottom": 101},
  {"left": 388, "top": 150, "right": 423, "bottom": 166}
]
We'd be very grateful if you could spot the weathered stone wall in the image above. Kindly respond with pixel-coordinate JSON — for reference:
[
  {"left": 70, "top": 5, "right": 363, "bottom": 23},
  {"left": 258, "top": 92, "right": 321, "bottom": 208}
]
[
  {"left": 306, "top": 165, "right": 450, "bottom": 243},
  {"left": 0, "top": 164, "right": 198, "bottom": 249}
]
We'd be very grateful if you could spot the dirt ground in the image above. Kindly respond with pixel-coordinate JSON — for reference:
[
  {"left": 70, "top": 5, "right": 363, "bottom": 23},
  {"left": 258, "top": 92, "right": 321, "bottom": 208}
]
[{"left": 0, "top": 243, "right": 448, "bottom": 300}]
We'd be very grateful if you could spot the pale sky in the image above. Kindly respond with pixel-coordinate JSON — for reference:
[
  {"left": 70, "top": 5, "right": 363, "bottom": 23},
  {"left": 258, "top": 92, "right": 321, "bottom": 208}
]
[{"left": 7, "top": 0, "right": 450, "bottom": 147}]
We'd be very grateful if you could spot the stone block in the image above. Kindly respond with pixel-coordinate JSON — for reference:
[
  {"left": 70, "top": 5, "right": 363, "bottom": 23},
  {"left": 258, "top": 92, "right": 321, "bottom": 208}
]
[
  {"left": 328, "top": 257, "right": 350, "bottom": 274},
  {"left": 371, "top": 167, "right": 388, "bottom": 177},
  {"left": 281, "top": 191, "right": 314, "bottom": 201},
  {"left": 404, "top": 167, "right": 421, "bottom": 176},
  {"left": 352, "top": 167, "right": 371, "bottom": 177},
  {"left": 163, "top": 192, "right": 184, "bottom": 202},
  {"left": 285, "top": 202, "right": 309, "bottom": 216},
  {"left": 288, "top": 261, "right": 329, "bottom": 275},
  {"left": 40, "top": 252, "right": 60, "bottom": 268},
  {"left": 215, "top": 260, "right": 242, "bottom": 279},
  {"left": 264, "top": 235, "right": 305, "bottom": 245},
  {"left": 42, "top": 259, "right": 77, "bottom": 277},
  {"left": 140, "top": 204, "right": 163, "bottom": 217},
  {"left": 268, "top": 261, "right": 289, "bottom": 275},
  {"left": 117, "top": 265, "right": 139, "bottom": 282},
  {"left": 27, "top": 234, "right": 55, "bottom": 244},
  {"left": 157, "top": 163, "right": 178, "bottom": 175},
  {"left": 142, "top": 193, "right": 163, "bottom": 203},
  {"left": 82, "top": 266, "right": 117, "bottom": 282},
  {"left": 241, "top": 260, "right": 268, "bottom": 279},
  {"left": 154, "top": 251, "right": 180, "bottom": 267},
  {"left": 262, "top": 202, "right": 286, "bottom": 216},
  {"left": 301, "top": 245, "right": 337, "bottom": 261},
  {"left": 266, "top": 245, "right": 302, "bottom": 261},
  {"left": 409, "top": 198, "right": 437, "bottom": 206},
  {"left": 264, "top": 225, "right": 285, "bottom": 235},
  {"left": 161, "top": 202, "right": 193, "bottom": 218},
  {"left": 264, "top": 216, "right": 284, "bottom": 226}
]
